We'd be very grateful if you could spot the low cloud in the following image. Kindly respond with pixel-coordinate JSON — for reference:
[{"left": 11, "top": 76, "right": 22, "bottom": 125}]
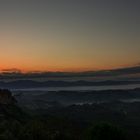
[
  {"left": 0, "top": 65, "right": 140, "bottom": 80},
  {"left": 1, "top": 68, "right": 22, "bottom": 74}
]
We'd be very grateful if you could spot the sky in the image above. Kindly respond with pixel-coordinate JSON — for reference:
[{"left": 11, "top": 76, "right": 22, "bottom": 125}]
[{"left": 0, "top": 0, "right": 140, "bottom": 72}]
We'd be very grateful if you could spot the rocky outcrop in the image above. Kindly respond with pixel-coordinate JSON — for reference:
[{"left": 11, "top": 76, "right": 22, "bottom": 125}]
[{"left": 0, "top": 89, "right": 16, "bottom": 105}]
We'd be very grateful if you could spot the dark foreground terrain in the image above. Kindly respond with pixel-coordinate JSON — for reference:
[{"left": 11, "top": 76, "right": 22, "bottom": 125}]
[{"left": 0, "top": 89, "right": 140, "bottom": 139}]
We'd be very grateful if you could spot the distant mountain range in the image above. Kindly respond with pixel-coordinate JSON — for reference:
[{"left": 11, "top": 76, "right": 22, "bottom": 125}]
[{"left": 0, "top": 80, "right": 140, "bottom": 89}]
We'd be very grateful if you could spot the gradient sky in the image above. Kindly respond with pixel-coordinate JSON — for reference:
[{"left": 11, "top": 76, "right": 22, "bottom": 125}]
[{"left": 0, "top": 0, "right": 140, "bottom": 72}]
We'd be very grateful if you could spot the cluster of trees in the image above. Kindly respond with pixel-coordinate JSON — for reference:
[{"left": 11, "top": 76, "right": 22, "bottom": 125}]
[
  {"left": 0, "top": 118, "right": 126, "bottom": 140},
  {"left": 0, "top": 89, "right": 127, "bottom": 140}
]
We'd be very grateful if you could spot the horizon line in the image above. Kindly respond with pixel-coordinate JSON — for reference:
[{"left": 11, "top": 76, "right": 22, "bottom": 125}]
[{"left": 0, "top": 64, "right": 140, "bottom": 74}]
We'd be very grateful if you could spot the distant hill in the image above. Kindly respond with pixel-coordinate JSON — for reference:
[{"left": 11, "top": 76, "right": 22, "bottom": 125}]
[{"left": 0, "top": 80, "right": 140, "bottom": 89}]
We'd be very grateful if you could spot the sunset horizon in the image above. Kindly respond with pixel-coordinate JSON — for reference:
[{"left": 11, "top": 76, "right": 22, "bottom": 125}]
[
  {"left": 0, "top": 63, "right": 140, "bottom": 74},
  {"left": 0, "top": 0, "right": 140, "bottom": 73}
]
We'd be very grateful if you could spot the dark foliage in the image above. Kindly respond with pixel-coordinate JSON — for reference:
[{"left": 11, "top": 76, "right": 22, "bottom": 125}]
[{"left": 85, "top": 122, "right": 126, "bottom": 140}]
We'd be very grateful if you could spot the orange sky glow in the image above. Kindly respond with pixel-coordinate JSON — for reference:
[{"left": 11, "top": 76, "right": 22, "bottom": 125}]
[{"left": 0, "top": 1, "right": 139, "bottom": 72}]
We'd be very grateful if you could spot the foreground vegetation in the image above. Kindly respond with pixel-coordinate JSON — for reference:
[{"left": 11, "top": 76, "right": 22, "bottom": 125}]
[
  {"left": 0, "top": 103, "right": 128, "bottom": 140},
  {"left": 0, "top": 118, "right": 126, "bottom": 140},
  {"left": 0, "top": 89, "right": 139, "bottom": 140}
]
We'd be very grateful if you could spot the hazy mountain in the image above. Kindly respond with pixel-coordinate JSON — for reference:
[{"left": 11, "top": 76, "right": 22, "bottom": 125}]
[{"left": 0, "top": 80, "right": 140, "bottom": 89}]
